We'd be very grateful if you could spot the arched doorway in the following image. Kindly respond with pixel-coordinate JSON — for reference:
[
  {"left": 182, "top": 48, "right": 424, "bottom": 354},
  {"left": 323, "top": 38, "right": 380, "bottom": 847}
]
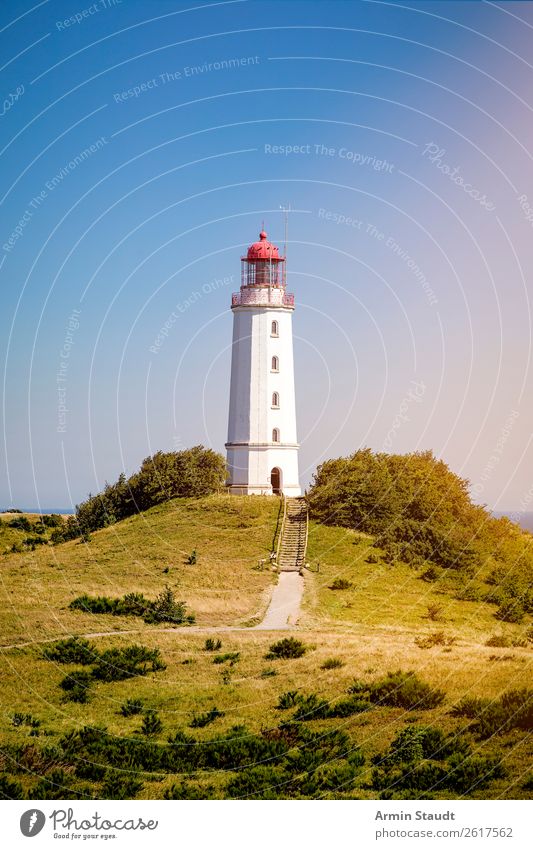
[{"left": 271, "top": 467, "right": 282, "bottom": 495}]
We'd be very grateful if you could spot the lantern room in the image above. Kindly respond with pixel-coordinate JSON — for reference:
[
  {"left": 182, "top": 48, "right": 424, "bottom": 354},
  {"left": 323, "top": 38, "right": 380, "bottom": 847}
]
[{"left": 241, "top": 230, "right": 286, "bottom": 288}]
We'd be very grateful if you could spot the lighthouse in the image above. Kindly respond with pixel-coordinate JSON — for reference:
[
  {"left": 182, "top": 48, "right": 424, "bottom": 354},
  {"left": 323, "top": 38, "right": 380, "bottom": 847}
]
[{"left": 225, "top": 228, "right": 301, "bottom": 496}]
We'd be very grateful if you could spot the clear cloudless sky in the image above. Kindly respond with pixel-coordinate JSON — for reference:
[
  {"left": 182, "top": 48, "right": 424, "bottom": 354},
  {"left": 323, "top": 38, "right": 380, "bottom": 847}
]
[{"left": 1, "top": 0, "right": 533, "bottom": 512}]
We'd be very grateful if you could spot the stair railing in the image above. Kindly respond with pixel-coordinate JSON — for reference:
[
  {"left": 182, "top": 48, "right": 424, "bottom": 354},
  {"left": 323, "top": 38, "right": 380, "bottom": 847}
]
[{"left": 275, "top": 493, "right": 287, "bottom": 565}]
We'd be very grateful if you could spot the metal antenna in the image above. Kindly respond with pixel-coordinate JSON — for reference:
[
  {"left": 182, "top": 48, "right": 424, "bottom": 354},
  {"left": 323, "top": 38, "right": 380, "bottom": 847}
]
[{"left": 280, "top": 203, "right": 290, "bottom": 259}]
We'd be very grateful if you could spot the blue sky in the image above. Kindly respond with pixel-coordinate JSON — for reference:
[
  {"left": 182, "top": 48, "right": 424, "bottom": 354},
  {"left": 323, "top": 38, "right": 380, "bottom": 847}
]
[{"left": 1, "top": 0, "right": 533, "bottom": 512}]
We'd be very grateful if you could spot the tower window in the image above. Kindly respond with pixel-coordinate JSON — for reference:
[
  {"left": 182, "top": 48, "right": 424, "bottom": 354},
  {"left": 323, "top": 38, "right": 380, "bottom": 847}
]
[
  {"left": 271, "top": 320, "right": 279, "bottom": 337},
  {"left": 272, "top": 428, "right": 280, "bottom": 443},
  {"left": 272, "top": 392, "right": 279, "bottom": 408},
  {"left": 271, "top": 355, "right": 279, "bottom": 372}
]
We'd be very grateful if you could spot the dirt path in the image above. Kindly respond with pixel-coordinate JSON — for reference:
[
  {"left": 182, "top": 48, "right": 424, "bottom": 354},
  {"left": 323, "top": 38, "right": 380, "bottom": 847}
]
[
  {"left": 253, "top": 571, "right": 304, "bottom": 630},
  {"left": 0, "top": 572, "right": 306, "bottom": 649}
]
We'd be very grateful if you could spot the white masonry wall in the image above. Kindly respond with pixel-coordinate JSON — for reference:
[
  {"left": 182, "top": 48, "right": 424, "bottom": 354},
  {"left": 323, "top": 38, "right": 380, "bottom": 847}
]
[{"left": 226, "top": 303, "right": 301, "bottom": 495}]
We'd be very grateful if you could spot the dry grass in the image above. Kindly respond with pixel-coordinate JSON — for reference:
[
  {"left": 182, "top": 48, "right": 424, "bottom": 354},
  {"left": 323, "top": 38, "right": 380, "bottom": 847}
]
[
  {"left": 0, "top": 495, "right": 280, "bottom": 644},
  {"left": 0, "top": 500, "right": 531, "bottom": 799}
]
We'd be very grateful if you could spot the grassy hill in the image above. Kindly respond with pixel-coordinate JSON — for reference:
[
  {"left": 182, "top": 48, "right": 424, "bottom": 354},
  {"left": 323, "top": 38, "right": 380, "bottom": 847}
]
[
  {"left": 0, "top": 495, "right": 281, "bottom": 644},
  {"left": 0, "top": 496, "right": 531, "bottom": 800}
]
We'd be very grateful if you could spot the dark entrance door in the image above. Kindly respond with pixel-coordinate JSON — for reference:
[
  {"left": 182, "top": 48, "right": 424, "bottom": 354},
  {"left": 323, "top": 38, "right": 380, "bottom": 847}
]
[{"left": 271, "top": 467, "right": 281, "bottom": 495}]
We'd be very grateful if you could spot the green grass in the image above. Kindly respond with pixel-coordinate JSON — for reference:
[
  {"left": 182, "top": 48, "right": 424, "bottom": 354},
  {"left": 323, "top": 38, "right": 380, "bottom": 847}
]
[
  {"left": 0, "top": 500, "right": 531, "bottom": 799},
  {"left": 0, "top": 495, "right": 280, "bottom": 643},
  {"left": 305, "top": 522, "right": 530, "bottom": 642}
]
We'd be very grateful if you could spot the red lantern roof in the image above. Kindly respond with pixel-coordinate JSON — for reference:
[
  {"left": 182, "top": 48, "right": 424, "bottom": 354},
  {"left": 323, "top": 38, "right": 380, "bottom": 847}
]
[{"left": 246, "top": 230, "right": 282, "bottom": 261}]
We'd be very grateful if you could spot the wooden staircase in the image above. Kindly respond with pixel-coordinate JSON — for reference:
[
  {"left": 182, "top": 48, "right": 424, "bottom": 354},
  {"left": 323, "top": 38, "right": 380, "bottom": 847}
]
[{"left": 276, "top": 496, "right": 308, "bottom": 572}]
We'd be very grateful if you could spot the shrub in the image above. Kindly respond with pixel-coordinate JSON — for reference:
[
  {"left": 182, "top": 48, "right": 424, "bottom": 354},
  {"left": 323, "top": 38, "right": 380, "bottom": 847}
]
[
  {"left": 59, "top": 670, "right": 93, "bottom": 703},
  {"left": 445, "top": 754, "right": 505, "bottom": 793},
  {"left": 265, "top": 638, "right": 307, "bottom": 660},
  {"left": 0, "top": 774, "right": 24, "bottom": 799},
  {"left": 328, "top": 696, "right": 369, "bottom": 718},
  {"left": 101, "top": 770, "right": 144, "bottom": 799},
  {"left": 293, "top": 693, "right": 330, "bottom": 721},
  {"left": 225, "top": 766, "right": 285, "bottom": 800},
  {"left": 91, "top": 645, "right": 166, "bottom": 682},
  {"left": 69, "top": 594, "right": 117, "bottom": 614},
  {"left": 186, "top": 550, "right": 197, "bottom": 565},
  {"left": 414, "top": 632, "right": 456, "bottom": 650},
  {"left": 495, "top": 597, "right": 525, "bottom": 623},
  {"left": 70, "top": 589, "right": 195, "bottom": 625},
  {"left": 276, "top": 691, "right": 302, "bottom": 710},
  {"left": 329, "top": 578, "right": 353, "bottom": 590},
  {"left": 476, "top": 689, "right": 533, "bottom": 738},
  {"left": 321, "top": 657, "right": 345, "bottom": 670},
  {"left": 426, "top": 603, "right": 445, "bottom": 622},
  {"left": 213, "top": 652, "right": 240, "bottom": 665},
  {"left": 120, "top": 699, "right": 144, "bottom": 717},
  {"left": 420, "top": 565, "right": 443, "bottom": 582},
  {"left": 204, "top": 638, "right": 222, "bottom": 652},
  {"left": 75, "top": 761, "right": 106, "bottom": 781},
  {"left": 29, "top": 769, "right": 89, "bottom": 800},
  {"left": 65, "top": 446, "right": 226, "bottom": 538},
  {"left": 140, "top": 711, "right": 163, "bottom": 737},
  {"left": 450, "top": 696, "right": 489, "bottom": 718},
  {"left": 143, "top": 586, "right": 195, "bottom": 625},
  {"left": 366, "top": 553, "right": 380, "bottom": 564},
  {"left": 164, "top": 781, "right": 216, "bottom": 799},
  {"left": 190, "top": 707, "right": 224, "bottom": 728},
  {"left": 42, "top": 636, "right": 99, "bottom": 665},
  {"left": 485, "top": 634, "right": 511, "bottom": 648},
  {"left": 350, "top": 670, "right": 445, "bottom": 710}
]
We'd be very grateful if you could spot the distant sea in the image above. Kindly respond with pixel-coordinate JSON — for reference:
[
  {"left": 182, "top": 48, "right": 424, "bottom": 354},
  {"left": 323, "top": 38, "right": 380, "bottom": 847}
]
[{"left": 493, "top": 511, "right": 533, "bottom": 533}]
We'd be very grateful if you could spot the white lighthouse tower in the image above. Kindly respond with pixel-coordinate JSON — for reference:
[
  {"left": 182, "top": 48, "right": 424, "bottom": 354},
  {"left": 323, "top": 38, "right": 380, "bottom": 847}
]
[{"left": 225, "top": 228, "right": 301, "bottom": 496}]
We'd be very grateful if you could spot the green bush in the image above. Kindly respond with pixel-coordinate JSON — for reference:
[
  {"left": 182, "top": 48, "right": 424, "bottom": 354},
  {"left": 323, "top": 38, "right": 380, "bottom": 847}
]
[
  {"left": 495, "top": 597, "right": 525, "bottom": 623},
  {"left": 328, "top": 696, "right": 369, "bottom": 718},
  {"left": 59, "top": 670, "right": 93, "bottom": 703},
  {"left": 213, "top": 652, "right": 240, "bottom": 665},
  {"left": 140, "top": 711, "right": 163, "bottom": 737},
  {"left": 63, "top": 446, "right": 226, "bottom": 539},
  {"left": 164, "top": 781, "right": 216, "bottom": 799},
  {"left": 276, "top": 691, "right": 302, "bottom": 710},
  {"left": 120, "top": 699, "right": 144, "bottom": 717},
  {"left": 0, "top": 774, "right": 24, "bottom": 799},
  {"left": 225, "top": 766, "right": 285, "bottom": 799},
  {"left": 204, "top": 638, "right": 222, "bottom": 652},
  {"left": 329, "top": 578, "right": 353, "bottom": 590},
  {"left": 70, "top": 588, "right": 194, "bottom": 625},
  {"left": 293, "top": 694, "right": 330, "bottom": 721},
  {"left": 143, "top": 586, "right": 195, "bottom": 625},
  {"left": 91, "top": 645, "right": 166, "bottom": 682},
  {"left": 42, "top": 636, "right": 99, "bottom": 665},
  {"left": 29, "top": 769, "right": 90, "bottom": 800},
  {"left": 321, "top": 657, "right": 345, "bottom": 670},
  {"left": 265, "top": 638, "right": 307, "bottom": 660},
  {"left": 190, "top": 707, "right": 224, "bottom": 728},
  {"left": 350, "top": 670, "right": 445, "bottom": 710},
  {"left": 101, "top": 770, "right": 144, "bottom": 799}
]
